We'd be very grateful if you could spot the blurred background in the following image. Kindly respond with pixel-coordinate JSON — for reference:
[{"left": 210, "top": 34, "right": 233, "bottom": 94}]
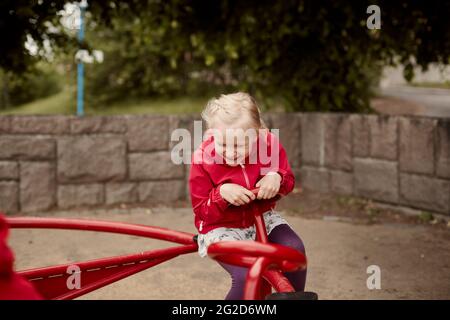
[{"left": 0, "top": 0, "right": 449, "bottom": 117}]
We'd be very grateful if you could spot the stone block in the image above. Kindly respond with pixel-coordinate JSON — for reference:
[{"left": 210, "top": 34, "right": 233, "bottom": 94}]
[
  {"left": 70, "top": 116, "right": 126, "bottom": 134},
  {"left": 270, "top": 113, "right": 302, "bottom": 167},
  {"left": 0, "top": 181, "right": 18, "bottom": 213},
  {"left": 399, "top": 117, "right": 436, "bottom": 174},
  {"left": 0, "top": 161, "right": 18, "bottom": 179},
  {"left": 301, "top": 114, "right": 324, "bottom": 166},
  {"left": 300, "top": 166, "right": 330, "bottom": 193},
  {"left": 20, "top": 161, "right": 56, "bottom": 212},
  {"left": 129, "top": 152, "right": 184, "bottom": 181},
  {"left": 330, "top": 170, "right": 353, "bottom": 195},
  {"left": 436, "top": 119, "right": 450, "bottom": 178},
  {"left": 0, "top": 116, "right": 10, "bottom": 133},
  {"left": 324, "top": 114, "right": 352, "bottom": 170},
  {"left": 127, "top": 116, "right": 170, "bottom": 151},
  {"left": 105, "top": 183, "right": 138, "bottom": 205},
  {"left": 350, "top": 114, "right": 370, "bottom": 157},
  {"left": 369, "top": 116, "right": 398, "bottom": 160},
  {"left": 58, "top": 184, "right": 104, "bottom": 209},
  {"left": 400, "top": 174, "right": 450, "bottom": 214},
  {"left": 0, "top": 136, "right": 55, "bottom": 160},
  {"left": 57, "top": 136, "right": 126, "bottom": 183},
  {"left": 138, "top": 180, "right": 185, "bottom": 203},
  {"left": 10, "top": 116, "right": 70, "bottom": 134},
  {"left": 354, "top": 158, "right": 398, "bottom": 203}
]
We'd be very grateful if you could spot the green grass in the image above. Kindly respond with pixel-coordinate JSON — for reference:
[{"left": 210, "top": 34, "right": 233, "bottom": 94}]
[
  {"left": 0, "top": 87, "right": 208, "bottom": 115},
  {"left": 96, "top": 96, "right": 207, "bottom": 115},
  {"left": 0, "top": 87, "right": 74, "bottom": 115}
]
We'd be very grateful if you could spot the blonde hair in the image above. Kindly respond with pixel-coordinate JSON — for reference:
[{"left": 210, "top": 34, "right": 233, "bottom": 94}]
[{"left": 201, "top": 92, "right": 267, "bottom": 129}]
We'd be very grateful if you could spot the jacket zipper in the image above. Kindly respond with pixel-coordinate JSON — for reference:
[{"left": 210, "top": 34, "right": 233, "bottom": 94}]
[
  {"left": 240, "top": 164, "right": 251, "bottom": 188},
  {"left": 240, "top": 164, "right": 251, "bottom": 227}
]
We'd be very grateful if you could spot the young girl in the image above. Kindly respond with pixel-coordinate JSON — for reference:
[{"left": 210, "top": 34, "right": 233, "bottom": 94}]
[{"left": 189, "top": 92, "right": 306, "bottom": 300}]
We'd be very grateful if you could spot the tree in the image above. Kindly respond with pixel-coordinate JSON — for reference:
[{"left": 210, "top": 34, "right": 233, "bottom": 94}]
[
  {"left": 0, "top": 64, "right": 62, "bottom": 109},
  {"left": 1, "top": 1, "right": 450, "bottom": 112}
]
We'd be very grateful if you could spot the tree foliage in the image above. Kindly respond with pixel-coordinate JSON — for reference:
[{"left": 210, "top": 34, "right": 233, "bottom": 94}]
[
  {"left": 0, "top": 64, "right": 62, "bottom": 109},
  {"left": 1, "top": 0, "right": 450, "bottom": 112}
]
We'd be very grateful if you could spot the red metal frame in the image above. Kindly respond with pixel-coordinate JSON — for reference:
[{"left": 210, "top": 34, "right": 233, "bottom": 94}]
[
  {"left": 6, "top": 189, "right": 307, "bottom": 300},
  {"left": 7, "top": 217, "right": 197, "bottom": 299}
]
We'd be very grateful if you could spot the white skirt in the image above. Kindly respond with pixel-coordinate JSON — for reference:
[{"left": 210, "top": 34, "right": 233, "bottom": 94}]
[{"left": 196, "top": 210, "right": 290, "bottom": 258}]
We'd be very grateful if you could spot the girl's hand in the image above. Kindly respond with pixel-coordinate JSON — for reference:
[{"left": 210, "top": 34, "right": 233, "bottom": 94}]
[
  {"left": 255, "top": 172, "right": 281, "bottom": 199},
  {"left": 220, "top": 183, "right": 256, "bottom": 206}
]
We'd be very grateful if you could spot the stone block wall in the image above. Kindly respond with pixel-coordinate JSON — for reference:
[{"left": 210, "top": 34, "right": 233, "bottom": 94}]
[
  {"left": 298, "top": 114, "right": 449, "bottom": 215},
  {"left": 0, "top": 115, "right": 190, "bottom": 213},
  {"left": 0, "top": 113, "right": 448, "bottom": 215}
]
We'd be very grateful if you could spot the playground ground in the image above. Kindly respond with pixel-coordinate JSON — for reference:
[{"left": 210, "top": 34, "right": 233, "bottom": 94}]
[{"left": 7, "top": 191, "right": 450, "bottom": 300}]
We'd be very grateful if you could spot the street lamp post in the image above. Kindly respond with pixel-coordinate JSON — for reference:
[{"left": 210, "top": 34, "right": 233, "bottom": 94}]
[{"left": 76, "top": 0, "right": 88, "bottom": 116}]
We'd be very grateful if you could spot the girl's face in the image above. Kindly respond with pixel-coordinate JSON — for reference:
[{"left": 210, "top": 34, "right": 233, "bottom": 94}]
[{"left": 212, "top": 118, "right": 257, "bottom": 166}]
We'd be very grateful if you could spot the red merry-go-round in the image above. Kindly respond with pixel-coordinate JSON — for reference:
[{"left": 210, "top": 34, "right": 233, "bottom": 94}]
[{"left": 3, "top": 188, "right": 317, "bottom": 300}]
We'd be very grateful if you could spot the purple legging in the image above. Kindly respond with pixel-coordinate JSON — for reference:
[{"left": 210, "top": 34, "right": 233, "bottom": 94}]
[{"left": 218, "top": 223, "right": 307, "bottom": 300}]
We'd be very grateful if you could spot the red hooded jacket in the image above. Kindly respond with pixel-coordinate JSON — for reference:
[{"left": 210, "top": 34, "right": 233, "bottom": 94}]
[{"left": 189, "top": 130, "right": 295, "bottom": 234}]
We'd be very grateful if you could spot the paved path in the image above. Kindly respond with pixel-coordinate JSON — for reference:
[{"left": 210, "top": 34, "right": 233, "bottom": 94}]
[
  {"left": 8, "top": 207, "right": 450, "bottom": 300},
  {"left": 379, "top": 85, "right": 450, "bottom": 118}
]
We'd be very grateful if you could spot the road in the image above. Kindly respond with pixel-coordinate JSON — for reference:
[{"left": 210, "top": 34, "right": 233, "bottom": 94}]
[{"left": 378, "top": 85, "right": 450, "bottom": 118}]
